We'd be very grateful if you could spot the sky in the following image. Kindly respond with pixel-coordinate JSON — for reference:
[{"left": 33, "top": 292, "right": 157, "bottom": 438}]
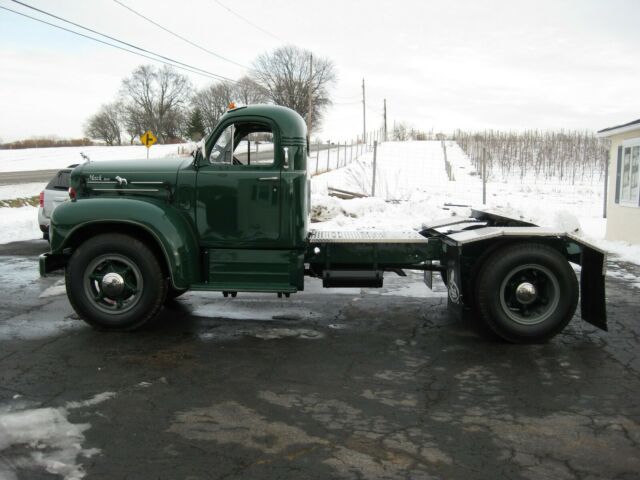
[{"left": 0, "top": 0, "right": 639, "bottom": 142}]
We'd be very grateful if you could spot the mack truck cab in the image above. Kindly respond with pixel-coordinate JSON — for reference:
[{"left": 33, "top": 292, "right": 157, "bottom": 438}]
[{"left": 40, "top": 105, "right": 607, "bottom": 343}]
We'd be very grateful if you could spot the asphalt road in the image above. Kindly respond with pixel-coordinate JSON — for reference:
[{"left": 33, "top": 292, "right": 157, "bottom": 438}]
[
  {"left": 0, "top": 169, "right": 60, "bottom": 186},
  {"left": 1, "top": 240, "right": 639, "bottom": 480}
]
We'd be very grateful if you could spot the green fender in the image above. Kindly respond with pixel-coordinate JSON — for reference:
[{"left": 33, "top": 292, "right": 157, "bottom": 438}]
[{"left": 50, "top": 197, "right": 200, "bottom": 289}]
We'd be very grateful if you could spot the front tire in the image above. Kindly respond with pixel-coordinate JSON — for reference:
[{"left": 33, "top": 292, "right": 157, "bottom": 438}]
[
  {"left": 65, "top": 233, "right": 167, "bottom": 330},
  {"left": 475, "top": 243, "right": 578, "bottom": 343}
]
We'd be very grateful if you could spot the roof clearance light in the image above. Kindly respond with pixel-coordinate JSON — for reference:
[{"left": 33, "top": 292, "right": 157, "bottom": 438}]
[{"left": 227, "top": 102, "right": 236, "bottom": 110}]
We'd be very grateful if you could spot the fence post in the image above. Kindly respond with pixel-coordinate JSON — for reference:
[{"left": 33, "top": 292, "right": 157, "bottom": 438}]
[
  {"left": 326, "top": 140, "right": 331, "bottom": 171},
  {"left": 372, "top": 140, "right": 378, "bottom": 197},
  {"left": 343, "top": 141, "right": 347, "bottom": 166},
  {"left": 315, "top": 141, "right": 320, "bottom": 174},
  {"left": 350, "top": 140, "right": 353, "bottom": 164},
  {"left": 603, "top": 151, "right": 609, "bottom": 218},
  {"left": 337, "top": 142, "right": 341, "bottom": 169},
  {"left": 482, "top": 147, "right": 487, "bottom": 205}
]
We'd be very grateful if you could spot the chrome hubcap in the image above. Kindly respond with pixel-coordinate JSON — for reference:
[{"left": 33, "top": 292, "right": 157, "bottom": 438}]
[
  {"left": 515, "top": 282, "right": 537, "bottom": 305},
  {"left": 101, "top": 272, "right": 125, "bottom": 297},
  {"left": 83, "top": 254, "right": 143, "bottom": 314},
  {"left": 499, "top": 264, "right": 560, "bottom": 326}
]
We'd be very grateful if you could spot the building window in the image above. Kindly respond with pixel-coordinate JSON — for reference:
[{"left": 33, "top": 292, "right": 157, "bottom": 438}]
[{"left": 621, "top": 139, "right": 640, "bottom": 205}]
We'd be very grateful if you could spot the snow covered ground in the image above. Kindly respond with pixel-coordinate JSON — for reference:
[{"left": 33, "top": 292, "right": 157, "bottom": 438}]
[
  {"left": 0, "top": 143, "right": 191, "bottom": 173},
  {"left": 0, "top": 140, "right": 638, "bottom": 265}
]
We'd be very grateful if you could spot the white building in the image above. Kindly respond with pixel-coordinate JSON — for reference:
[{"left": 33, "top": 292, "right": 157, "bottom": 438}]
[{"left": 598, "top": 119, "right": 640, "bottom": 244}]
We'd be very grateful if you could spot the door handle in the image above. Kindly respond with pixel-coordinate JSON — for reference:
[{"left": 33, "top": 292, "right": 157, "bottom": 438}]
[{"left": 257, "top": 176, "right": 279, "bottom": 181}]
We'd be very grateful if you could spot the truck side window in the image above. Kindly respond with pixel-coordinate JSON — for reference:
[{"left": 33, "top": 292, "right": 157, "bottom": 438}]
[
  {"left": 209, "top": 121, "right": 275, "bottom": 166},
  {"left": 209, "top": 124, "right": 234, "bottom": 164}
]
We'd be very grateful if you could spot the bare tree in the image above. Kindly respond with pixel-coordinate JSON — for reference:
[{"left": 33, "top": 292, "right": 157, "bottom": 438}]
[
  {"left": 84, "top": 102, "right": 122, "bottom": 146},
  {"left": 453, "top": 129, "right": 608, "bottom": 184},
  {"left": 119, "top": 102, "right": 146, "bottom": 145},
  {"left": 251, "top": 45, "right": 336, "bottom": 133},
  {"left": 191, "top": 81, "right": 235, "bottom": 132},
  {"left": 234, "top": 76, "right": 268, "bottom": 105},
  {"left": 119, "top": 65, "right": 192, "bottom": 143},
  {"left": 391, "top": 122, "right": 410, "bottom": 141}
]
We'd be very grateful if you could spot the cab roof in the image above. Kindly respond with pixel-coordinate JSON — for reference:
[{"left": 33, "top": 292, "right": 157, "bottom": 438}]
[{"left": 219, "top": 104, "right": 307, "bottom": 146}]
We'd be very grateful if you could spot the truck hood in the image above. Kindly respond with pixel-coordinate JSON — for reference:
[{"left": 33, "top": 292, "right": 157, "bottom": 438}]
[{"left": 71, "top": 156, "right": 192, "bottom": 198}]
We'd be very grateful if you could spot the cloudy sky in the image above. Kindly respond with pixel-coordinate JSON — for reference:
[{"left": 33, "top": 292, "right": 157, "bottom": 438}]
[{"left": 0, "top": 0, "right": 638, "bottom": 142}]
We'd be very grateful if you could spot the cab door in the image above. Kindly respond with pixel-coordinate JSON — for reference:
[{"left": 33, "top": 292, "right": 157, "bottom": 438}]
[{"left": 196, "top": 119, "right": 282, "bottom": 248}]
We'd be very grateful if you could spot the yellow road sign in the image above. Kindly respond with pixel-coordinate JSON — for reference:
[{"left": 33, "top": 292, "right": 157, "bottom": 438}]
[{"left": 140, "top": 130, "right": 157, "bottom": 148}]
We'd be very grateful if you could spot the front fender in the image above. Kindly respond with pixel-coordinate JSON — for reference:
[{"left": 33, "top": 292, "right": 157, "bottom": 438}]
[{"left": 50, "top": 198, "right": 199, "bottom": 289}]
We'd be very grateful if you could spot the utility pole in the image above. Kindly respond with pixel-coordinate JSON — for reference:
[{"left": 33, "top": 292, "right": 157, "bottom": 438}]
[
  {"left": 383, "top": 98, "right": 387, "bottom": 142},
  {"left": 307, "top": 54, "right": 313, "bottom": 142},
  {"left": 362, "top": 78, "right": 366, "bottom": 148}
]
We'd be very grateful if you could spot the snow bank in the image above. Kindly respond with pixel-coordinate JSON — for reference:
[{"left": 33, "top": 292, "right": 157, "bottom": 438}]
[
  {"left": 0, "top": 392, "right": 116, "bottom": 480},
  {"left": 0, "top": 206, "right": 41, "bottom": 243}
]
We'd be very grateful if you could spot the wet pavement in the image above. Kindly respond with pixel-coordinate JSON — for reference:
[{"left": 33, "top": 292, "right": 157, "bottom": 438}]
[{"left": 0, "top": 239, "right": 639, "bottom": 480}]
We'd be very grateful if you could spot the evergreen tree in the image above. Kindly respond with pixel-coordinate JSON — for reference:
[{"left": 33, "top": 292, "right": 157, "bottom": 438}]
[{"left": 186, "top": 108, "right": 206, "bottom": 141}]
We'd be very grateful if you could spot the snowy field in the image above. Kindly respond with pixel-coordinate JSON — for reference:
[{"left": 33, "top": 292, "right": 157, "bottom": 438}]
[
  {"left": 0, "top": 140, "right": 639, "bottom": 265},
  {"left": 0, "top": 143, "right": 191, "bottom": 172}
]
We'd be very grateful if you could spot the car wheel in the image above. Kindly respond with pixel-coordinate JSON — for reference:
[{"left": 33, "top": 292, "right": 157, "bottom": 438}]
[
  {"left": 65, "top": 233, "right": 167, "bottom": 330},
  {"left": 475, "top": 242, "right": 578, "bottom": 343}
]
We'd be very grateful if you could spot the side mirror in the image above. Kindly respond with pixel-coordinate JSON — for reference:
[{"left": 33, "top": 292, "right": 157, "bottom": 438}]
[{"left": 192, "top": 148, "right": 203, "bottom": 169}]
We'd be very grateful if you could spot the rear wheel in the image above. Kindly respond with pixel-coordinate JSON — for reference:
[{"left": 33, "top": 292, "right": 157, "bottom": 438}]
[
  {"left": 65, "top": 233, "right": 167, "bottom": 330},
  {"left": 475, "top": 243, "right": 578, "bottom": 343}
]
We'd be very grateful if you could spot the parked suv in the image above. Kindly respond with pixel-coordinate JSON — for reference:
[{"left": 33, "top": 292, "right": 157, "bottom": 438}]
[{"left": 38, "top": 165, "right": 78, "bottom": 239}]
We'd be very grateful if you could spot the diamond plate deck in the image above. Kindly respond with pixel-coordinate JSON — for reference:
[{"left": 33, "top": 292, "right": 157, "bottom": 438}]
[{"left": 308, "top": 230, "right": 428, "bottom": 244}]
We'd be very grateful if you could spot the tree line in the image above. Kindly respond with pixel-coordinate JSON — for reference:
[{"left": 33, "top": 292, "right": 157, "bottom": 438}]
[
  {"left": 85, "top": 45, "right": 336, "bottom": 145},
  {"left": 453, "top": 129, "right": 609, "bottom": 184}
]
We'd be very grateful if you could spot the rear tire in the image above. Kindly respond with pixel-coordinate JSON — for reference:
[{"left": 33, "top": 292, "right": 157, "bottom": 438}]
[
  {"left": 65, "top": 233, "right": 167, "bottom": 331},
  {"left": 475, "top": 243, "right": 578, "bottom": 343}
]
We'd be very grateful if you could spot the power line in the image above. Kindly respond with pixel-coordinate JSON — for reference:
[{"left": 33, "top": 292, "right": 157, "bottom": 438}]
[
  {"left": 212, "top": 0, "right": 283, "bottom": 43},
  {"left": 112, "top": 0, "right": 248, "bottom": 70},
  {"left": 9, "top": 0, "right": 237, "bottom": 83},
  {"left": 0, "top": 5, "right": 225, "bottom": 80}
]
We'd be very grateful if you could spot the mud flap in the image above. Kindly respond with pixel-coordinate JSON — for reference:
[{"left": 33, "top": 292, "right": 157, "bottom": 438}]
[
  {"left": 445, "top": 246, "right": 464, "bottom": 319},
  {"left": 579, "top": 245, "right": 608, "bottom": 331}
]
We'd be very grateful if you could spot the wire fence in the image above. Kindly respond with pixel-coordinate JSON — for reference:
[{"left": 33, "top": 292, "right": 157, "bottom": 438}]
[{"left": 309, "top": 127, "right": 385, "bottom": 176}]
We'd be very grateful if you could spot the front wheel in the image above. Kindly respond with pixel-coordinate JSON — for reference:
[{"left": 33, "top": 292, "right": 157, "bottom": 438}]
[
  {"left": 475, "top": 243, "right": 578, "bottom": 343},
  {"left": 65, "top": 233, "right": 167, "bottom": 330}
]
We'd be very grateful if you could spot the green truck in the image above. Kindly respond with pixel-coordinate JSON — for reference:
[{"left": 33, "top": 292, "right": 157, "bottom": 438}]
[{"left": 40, "top": 105, "right": 607, "bottom": 343}]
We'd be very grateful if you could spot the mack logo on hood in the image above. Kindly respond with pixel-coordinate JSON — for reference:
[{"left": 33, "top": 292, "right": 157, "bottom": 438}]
[{"left": 89, "top": 174, "right": 110, "bottom": 181}]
